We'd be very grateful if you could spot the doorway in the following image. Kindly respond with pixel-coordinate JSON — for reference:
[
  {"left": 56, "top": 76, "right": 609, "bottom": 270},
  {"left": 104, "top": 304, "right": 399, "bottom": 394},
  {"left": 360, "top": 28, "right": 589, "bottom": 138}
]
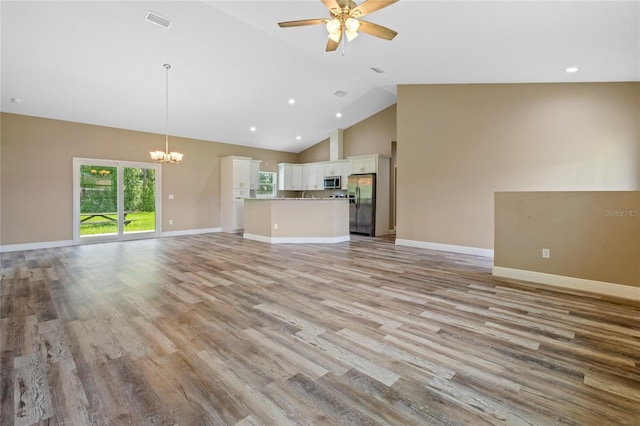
[{"left": 73, "top": 158, "right": 161, "bottom": 243}]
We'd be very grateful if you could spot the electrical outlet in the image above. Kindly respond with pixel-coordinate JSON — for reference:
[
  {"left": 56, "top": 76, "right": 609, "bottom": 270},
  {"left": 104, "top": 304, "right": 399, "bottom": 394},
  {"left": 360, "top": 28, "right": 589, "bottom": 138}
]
[
  {"left": 168, "top": 194, "right": 174, "bottom": 200},
  {"left": 169, "top": 219, "right": 173, "bottom": 225},
  {"left": 273, "top": 223, "right": 278, "bottom": 230},
  {"left": 542, "top": 248, "right": 550, "bottom": 258}
]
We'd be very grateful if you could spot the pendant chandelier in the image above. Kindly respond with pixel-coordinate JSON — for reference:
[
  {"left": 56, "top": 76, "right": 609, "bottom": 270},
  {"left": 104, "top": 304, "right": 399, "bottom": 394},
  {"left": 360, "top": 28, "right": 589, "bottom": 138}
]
[{"left": 150, "top": 63, "right": 183, "bottom": 164}]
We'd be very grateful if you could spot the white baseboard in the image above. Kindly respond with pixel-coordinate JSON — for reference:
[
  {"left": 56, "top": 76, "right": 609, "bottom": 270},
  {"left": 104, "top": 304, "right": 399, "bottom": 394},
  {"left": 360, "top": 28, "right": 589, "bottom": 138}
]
[
  {"left": 395, "top": 239, "right": 494, "bottom": 258},
  {"left": 244, "top": 233, "right": 350, "bottom": 244},
  {"left": 160, "top": 227, "right": 221, "bottom": 237},
  {"left": 492, "top": 266, "right": 640, "bottom": 301},
  {"left": 0, "top": 239, "right": 75, "bottom": 253},
  {"left": 0, "top": 228, "right": 222, "bottom": 252}
]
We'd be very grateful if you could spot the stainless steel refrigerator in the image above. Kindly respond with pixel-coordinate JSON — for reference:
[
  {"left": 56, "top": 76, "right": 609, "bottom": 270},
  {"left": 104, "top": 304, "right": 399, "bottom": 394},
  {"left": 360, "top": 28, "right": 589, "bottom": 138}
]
[{"left": 348, "top": 174, "right": 376, "bottom": 236}]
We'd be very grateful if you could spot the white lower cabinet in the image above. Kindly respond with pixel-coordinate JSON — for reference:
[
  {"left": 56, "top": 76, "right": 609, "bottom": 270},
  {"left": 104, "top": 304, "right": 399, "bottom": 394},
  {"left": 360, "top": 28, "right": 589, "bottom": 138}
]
[{"left": 231, "top": 188, "right": 249, "bottom": 230}]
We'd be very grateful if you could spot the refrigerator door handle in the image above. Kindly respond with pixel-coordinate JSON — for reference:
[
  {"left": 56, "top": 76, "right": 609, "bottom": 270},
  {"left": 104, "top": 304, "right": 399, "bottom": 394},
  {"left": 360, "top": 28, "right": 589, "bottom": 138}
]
[{"left": 356, "top": 186, "right": 360, "bottom": 208}]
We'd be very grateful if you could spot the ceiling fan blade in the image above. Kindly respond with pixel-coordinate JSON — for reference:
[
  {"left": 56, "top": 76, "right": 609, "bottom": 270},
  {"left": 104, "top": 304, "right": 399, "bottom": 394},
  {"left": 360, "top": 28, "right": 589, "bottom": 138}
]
[
  {"left": 358, "top": 20, "right": 397, "bottom": 40},
  {"left": 326, "top": 30, "right": 343, "bottom": 51},
  {"left": 278, "top": 19, "right": 327, "bottom": 28},
  {"left": 351, "top": 0, "right": 399, "bottom": 18},
  {"left": 321, "top": 0, "right": 342, "bottom": 14}
]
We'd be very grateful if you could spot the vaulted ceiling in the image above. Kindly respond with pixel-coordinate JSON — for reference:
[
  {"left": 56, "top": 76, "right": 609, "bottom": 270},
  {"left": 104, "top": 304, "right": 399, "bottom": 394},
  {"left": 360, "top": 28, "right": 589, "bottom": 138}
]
[{"left": 2, "top": 1, "right": 638, "bottom": 153}]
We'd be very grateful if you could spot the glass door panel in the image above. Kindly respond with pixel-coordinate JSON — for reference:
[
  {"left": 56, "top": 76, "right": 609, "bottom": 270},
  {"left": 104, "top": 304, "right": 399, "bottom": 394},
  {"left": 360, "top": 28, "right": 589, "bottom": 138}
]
[
  {"left": 79, "top": 164, "right": 119, "bottom": 242},
  {"left": 123, "top": 167, "right": 157, "bottom": 236}
]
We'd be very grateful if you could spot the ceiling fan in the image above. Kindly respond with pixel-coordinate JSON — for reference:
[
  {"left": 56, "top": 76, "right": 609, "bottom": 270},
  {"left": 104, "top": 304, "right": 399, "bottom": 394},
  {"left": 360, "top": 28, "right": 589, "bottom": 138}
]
[{"left": 278, "top": 0, "right": 399, "bottom": 52}]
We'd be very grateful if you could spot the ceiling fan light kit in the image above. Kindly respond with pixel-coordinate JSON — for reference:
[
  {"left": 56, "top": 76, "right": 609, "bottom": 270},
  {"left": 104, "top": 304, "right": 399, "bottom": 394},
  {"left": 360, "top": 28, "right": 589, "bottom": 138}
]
[{"left": 278, "top": 0, "right": 398, "bottom": 52}]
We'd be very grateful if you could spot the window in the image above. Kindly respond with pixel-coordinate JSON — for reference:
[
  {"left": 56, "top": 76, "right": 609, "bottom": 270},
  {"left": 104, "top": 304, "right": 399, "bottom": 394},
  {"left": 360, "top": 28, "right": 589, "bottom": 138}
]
[{"left": 257, "top": 172, "right": 276, "bottom": 198}]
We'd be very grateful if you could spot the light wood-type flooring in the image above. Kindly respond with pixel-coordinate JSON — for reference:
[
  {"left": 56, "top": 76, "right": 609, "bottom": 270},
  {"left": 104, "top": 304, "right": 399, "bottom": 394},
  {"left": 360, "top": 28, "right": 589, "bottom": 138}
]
[{"left": 1, "top": 233, "right": 639, "bottom": 425}]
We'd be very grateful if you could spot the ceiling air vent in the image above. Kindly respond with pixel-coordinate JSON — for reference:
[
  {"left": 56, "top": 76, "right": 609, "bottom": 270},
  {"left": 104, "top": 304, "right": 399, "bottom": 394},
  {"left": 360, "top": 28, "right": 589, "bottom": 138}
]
[
  {"left": 334, "top": 90, "right": 347, "bottom": 98},
  {"left": 370, "top": 67, "right": 385, "bottom": 74},
  {"left": 145, "top": 11, "right": 172, "bottom": 29}
]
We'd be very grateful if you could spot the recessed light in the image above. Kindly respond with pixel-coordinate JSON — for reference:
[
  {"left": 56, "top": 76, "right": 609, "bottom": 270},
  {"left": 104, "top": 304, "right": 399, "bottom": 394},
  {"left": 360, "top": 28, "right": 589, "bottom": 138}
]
[
  {"left": 370, "top": 67, "right": 385, "bottom": 74},
  {"left": 250, "top": 126, "right": 256, "bottom": 132},
  {"left": 336, "top": 112, "right": 342, "bottom": 118},
  {"left": 565, "top": 66, "right": 579, "bottom": 73},
  {"left": 296, "top": 136, "right": 301, "bottom": 140},
  {"left": 334, "top": 90, "right": 347, "bottom": 97},
  {"left": 288, "top": 98, "right": 296, "bottom": 105},
  {"left": 11, "top": 97, "right": 22, "bottom": 103}
]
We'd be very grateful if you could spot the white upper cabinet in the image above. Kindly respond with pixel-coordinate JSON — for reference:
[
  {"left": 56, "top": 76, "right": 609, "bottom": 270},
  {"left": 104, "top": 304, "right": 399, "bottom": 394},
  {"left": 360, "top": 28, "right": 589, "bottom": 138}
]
[
  {"left": 341, "top": 161, "right": 350, "bottom": 190},
  {"left": 249, "top": 160, "right": 261, "bottom": 189},
  {"left": 291, "top": 165, "right": 303, "bottom": 190},
  {"left": 324, "top": 161, "right": 346, "bottom": 177},
  {"left": 303, "top": 163, "right": 323, "bottom": 190},
  {"left": 278, "top": 163, "right": 303, "bottom": 191},
  {"left": 231, "top": 158, "right": 251, "bottom": 189},
  {"left": 348, "top": 155, "right": 378, "bottom": 174}
]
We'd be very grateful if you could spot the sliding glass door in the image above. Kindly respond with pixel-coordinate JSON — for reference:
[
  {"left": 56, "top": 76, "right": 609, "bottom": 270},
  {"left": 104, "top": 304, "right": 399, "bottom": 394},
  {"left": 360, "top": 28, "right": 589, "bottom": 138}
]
[{"left": 73, "top": 159, "right": 161, "bottom": 243}]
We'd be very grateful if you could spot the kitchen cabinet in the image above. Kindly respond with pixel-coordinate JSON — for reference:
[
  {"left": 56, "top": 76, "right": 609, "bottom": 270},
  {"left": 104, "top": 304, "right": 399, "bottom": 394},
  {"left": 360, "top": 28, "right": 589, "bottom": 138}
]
[
  {"left": 341, "top": 161, "right": 350, "bottom": 190},
  {"left": 349, "top": 155, "right": 377, "bottom": 174},
  {"left": 250, "top": 160, "right": 261, "bottom": 189},
  {"left": 231, "top": 158, "right": 250, "bottom": 188},
  {"left": 324, "top": 161, "right": 347, "bottom": 177},
  {"left": 221, "top": 156, "right": 260, "bottom": 232},
  {"left": 278, "top": 163, "right": 303, "bottom": 191},
  {"left": 303, "top": 163, "right": 324, "bottom": 190}
]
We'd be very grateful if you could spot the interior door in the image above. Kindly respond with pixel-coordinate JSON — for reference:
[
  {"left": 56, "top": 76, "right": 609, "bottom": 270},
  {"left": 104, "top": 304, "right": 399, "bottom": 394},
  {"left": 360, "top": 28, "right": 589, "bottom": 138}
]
[{"left": 74, "top": 158, "right": 161, "bottom": 243}]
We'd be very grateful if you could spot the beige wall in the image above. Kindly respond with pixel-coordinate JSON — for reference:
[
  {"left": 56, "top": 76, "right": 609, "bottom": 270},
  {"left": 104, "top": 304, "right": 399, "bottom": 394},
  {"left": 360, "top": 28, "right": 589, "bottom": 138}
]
[
  {"left": 298, "top": 137, "right": 329, "bottom": 164},
  {"left": 397, "top": 82, "right": 640, "bottom": 250},
  {"left": 495, "top": 191, "right": 640, "bottom": 287},
  {"left": 299, "top": 104, "right": 397, "bottom": 162},
  {"left": 344, "top": 104, "right": 396, "bottom": 158},
  {"left": 0, "top": 113, "right": 297, "bottom": 245}
]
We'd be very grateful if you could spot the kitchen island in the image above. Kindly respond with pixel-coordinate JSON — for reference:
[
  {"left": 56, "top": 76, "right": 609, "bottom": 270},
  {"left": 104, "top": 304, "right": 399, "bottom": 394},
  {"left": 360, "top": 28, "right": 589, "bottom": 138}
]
[{"left": 243, "top": 198, "right": 349, "bottom": 244}]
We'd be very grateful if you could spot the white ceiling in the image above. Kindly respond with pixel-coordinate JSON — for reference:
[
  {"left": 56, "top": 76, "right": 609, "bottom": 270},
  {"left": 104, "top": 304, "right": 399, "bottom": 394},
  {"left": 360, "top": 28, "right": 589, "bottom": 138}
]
[{"left": 2, "top": 1, "right": 639, "bottom": 153}]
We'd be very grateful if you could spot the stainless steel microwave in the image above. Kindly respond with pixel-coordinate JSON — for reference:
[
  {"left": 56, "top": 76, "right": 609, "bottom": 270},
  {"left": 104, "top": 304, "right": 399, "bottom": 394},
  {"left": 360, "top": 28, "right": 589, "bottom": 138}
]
[{"left": 323, "top": 176, "right": 341, "bottom": 189}]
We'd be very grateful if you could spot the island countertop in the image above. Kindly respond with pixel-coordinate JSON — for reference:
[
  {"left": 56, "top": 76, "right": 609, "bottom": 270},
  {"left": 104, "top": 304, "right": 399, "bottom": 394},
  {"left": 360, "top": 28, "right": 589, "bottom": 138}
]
[{"left": 243, "top": 198, "right": 349, "bottom": 244}]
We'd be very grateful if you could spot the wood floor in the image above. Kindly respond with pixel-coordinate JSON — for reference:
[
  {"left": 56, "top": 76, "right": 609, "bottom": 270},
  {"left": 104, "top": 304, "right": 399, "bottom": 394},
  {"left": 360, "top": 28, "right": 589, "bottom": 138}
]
[{"left": 1, "top": 233, "right": 639, "bottom": 425}]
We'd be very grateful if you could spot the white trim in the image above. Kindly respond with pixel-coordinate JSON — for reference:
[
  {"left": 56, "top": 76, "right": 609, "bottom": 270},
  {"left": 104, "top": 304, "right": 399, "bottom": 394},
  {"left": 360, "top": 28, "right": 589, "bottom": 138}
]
[
  {"left": 492, "top": 266, "right": 640, "bottom": 301},
  {"left": 1, "top": 240, "right": 75, "bottom": 253},
  {"left": 243, "top": 233, "right": 350, "bottom": 244},
  {"left": 0, "top": 228, "right": 222, "bottom": 252},
  {"left": 161, "top": 228, "right": 221, "bottom": 238},
  {"left": 395, "top": 239, "right": 494, "bottom": 257}
]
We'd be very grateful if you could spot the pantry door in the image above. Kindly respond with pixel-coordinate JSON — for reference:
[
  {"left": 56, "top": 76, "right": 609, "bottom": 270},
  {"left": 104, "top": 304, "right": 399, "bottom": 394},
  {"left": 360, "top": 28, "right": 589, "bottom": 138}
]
[{"left": 73, "top": 158, "right": 161, "bottom": 243}]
